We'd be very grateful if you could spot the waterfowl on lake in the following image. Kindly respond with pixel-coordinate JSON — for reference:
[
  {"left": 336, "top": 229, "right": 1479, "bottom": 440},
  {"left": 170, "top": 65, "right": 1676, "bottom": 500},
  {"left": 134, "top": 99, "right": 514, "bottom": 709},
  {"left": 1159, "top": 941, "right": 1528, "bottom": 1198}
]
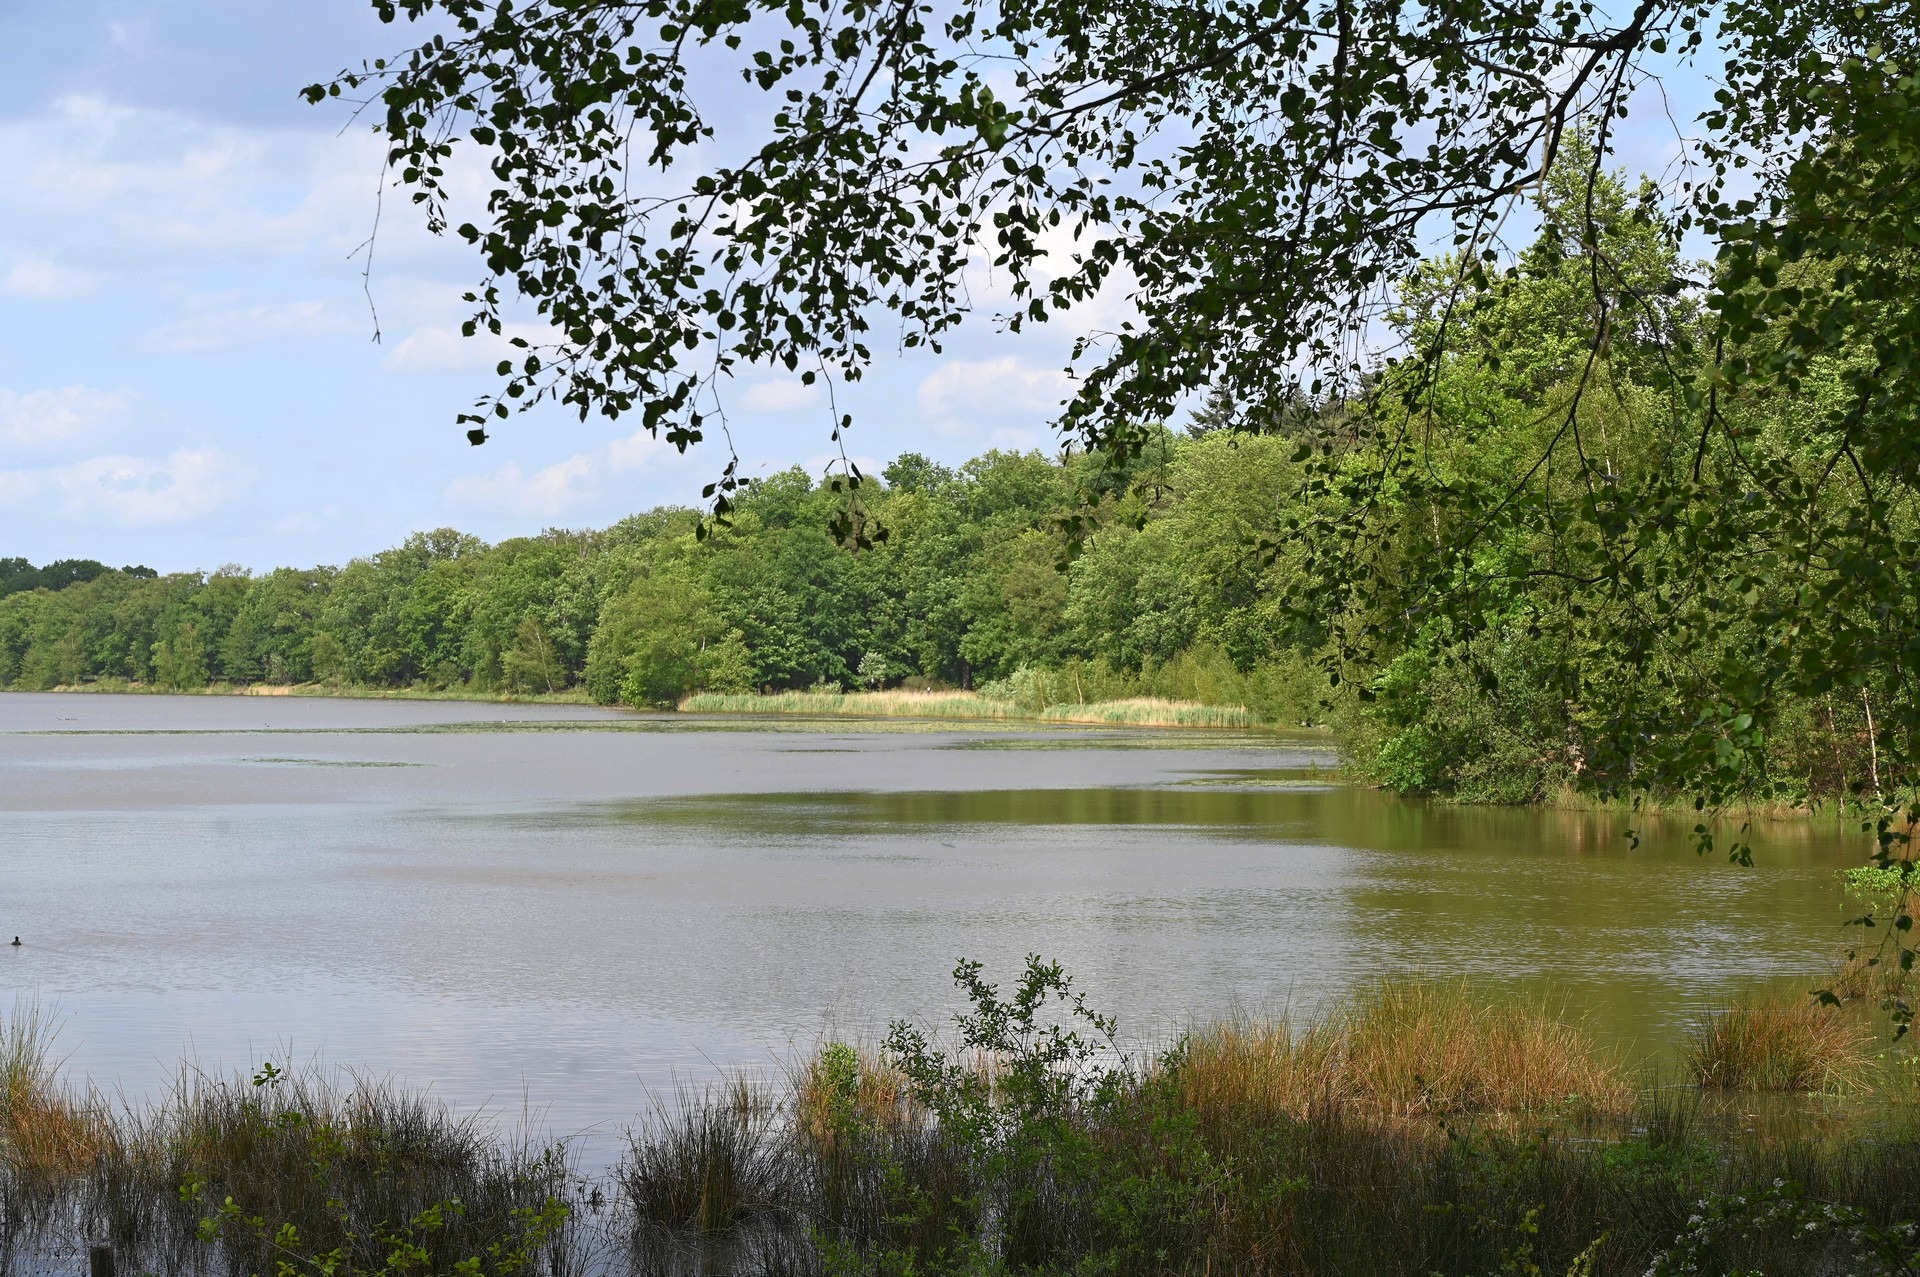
[{"left": 8, "top": 937, "right": 17, "bottom": 946}]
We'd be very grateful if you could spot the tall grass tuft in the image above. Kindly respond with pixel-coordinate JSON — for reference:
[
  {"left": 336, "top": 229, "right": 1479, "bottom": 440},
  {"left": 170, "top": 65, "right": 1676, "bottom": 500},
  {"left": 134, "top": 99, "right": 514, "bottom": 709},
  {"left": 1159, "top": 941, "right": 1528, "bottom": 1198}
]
[
  {"left": 161, "top": 1063, "right": 568, "bottom": 1274},
  {"left": 0, "top": 1000, "right": 111, "bottom": 1180},
  {"left": 1336, "top": 980, "right": 1630, "bottom": 1117},
  {"left": 618, "top": 1080, "right": 790, "bottom": 1235},
  {"left": 1687, "top": 995, "right": 1875, "bottom": 1092},
  {"left": 1173, "top": 983, "right": 1628, "bottom": 1127},
  {"left": 1174, "top": 1019, "right": 1344, "bottom": 1129}
]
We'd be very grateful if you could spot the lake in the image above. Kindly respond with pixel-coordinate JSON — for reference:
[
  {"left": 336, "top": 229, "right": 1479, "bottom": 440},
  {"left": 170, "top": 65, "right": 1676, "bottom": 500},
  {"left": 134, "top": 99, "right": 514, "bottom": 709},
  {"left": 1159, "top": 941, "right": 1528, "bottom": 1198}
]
[{"left": 0, "top": 691, "right": 1872, "bottom": 1158}]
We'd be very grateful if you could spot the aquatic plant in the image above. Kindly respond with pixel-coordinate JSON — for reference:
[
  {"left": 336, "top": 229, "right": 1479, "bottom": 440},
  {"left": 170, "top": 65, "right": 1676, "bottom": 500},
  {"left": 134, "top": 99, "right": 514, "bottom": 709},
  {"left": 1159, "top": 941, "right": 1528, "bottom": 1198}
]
[
  {"left": 617, "top": 1079, "right": 790, "bottom": 1235},
  {"left": 1686, "top": 995, "right": 1875, "bottom": 1093},
  {"left": 1333, "top": 980, "right": 1630, "bottom": 1118}
]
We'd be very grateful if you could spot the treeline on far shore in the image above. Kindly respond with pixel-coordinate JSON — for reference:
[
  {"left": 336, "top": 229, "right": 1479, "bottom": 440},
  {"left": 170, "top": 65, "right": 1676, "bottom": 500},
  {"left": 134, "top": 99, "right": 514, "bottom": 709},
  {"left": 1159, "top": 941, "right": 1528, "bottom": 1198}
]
[
  {"left": 6, "top": 159, "right": 1912, "bottom": 808},
  {"left": 0, "top": 415, "right": 1892, "bottom": 806},
  {"left": 0, "top": 437, "right": 1329, "bottom": 729}
]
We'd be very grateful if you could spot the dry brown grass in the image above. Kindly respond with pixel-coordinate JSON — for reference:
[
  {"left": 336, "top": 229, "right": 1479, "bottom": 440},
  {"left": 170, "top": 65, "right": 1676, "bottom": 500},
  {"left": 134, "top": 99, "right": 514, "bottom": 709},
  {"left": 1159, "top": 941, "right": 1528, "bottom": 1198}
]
[
  {"left": 1687, "top": 995, "right": 1876, "bottom": 1093},
  {"left": 794, "top": 1042, "right": 918, "bottom": 1150},
  {"left": 1337, "top": 981, "right": 1629, "bottom": 1117},
  {"left": 1825, "top": 949, "right": 1916, "bottom": 1007},
  {"left": 0, "top": 1000, "right": 116, "bottom": 1179},
  {"left": 1177, "top": 983, "right": 1629, "bottom": 1127},
  {"left": 1176, "top": 1020, "right": 1344, "bottom": 1128}
]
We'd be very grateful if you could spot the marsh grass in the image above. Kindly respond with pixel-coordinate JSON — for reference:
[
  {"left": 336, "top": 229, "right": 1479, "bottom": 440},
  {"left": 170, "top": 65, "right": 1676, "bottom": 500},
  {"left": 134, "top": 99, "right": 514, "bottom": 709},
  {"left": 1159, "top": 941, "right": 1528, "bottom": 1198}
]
[
  {"left": 9, "top": 979, "right": 1920, "bottom": 1276},
  {"left": 678, "top": 689, "right": 1264, "bottom": 728},
  {"left": 0, "top": 1001, "right": 114, "bottom": 1182},
  {"left": 1174, "top": 983, "right": 1628, "bottom": 1130},
  {"left": 0, "top": 1050, "right": 570, "bottom": 1277},
  {"left": 693, "top": 984, "right": 1918, "bottom": 1277},
  {"left": 176, "top": 1065, "right": 558, "bottom": 1254},
  {"left": 682, "top": 689, "right": 1019, "bottom": 720},
  {"left": 1687, "top": 995, "right": 1877, "bottom": 1093},
  {"left": 1824, "top": 945, "right": 1920, "bottom": 1023},
  {"left": 619, "top": 1080, "right": 790, "bottom": 1235},
  {"left": 1035, "top": 697, "right": 1260, "bottom": 728},
  {"left": 1336, "top": 980, "right": 1630, "bottom": 1118},
  {"left": 792, "top": 1044, "right": 913, "bottom": 1150}
]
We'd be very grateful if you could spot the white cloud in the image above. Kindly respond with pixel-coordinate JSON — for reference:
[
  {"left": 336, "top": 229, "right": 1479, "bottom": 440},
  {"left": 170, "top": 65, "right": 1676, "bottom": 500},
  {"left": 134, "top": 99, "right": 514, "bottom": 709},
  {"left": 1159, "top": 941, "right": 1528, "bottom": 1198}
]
[
  {"left": 0, "top": 95, "right": 488, "bottom": 286},
  {"left": 0, "top": 447, "right": 249, "bottom": 525},
  {"left": 58, "top": 449, "right": 247, "bottom": 524},
  {"left": 444, "top": 455, "right": 595, "bottom": 519},
  {"left": 0, "top": 385, "right": 132, "bottom": 450},
  {"left": 916, "top": 356, "right": 1073, "bottom": 438},
  {"left": 444, "top": 427, "right": 680, "bottom": 518},
  {"left": 1, "top": 97, "right": 365, "bottom": 266},
  {"left": 736, "top": 377, "right": 820, "bottom": 414},
  {"left": 3, "top": 258, "right": 102, "bottom": 300},
  {"left": 607, "top": 428, "right": 667, "bottom": 474},
  {"left": 385, "top": 322, "right": 553, "bottom": 373},
  {"left": 132, "top": 299, "right": 355, "bottom": 356}
]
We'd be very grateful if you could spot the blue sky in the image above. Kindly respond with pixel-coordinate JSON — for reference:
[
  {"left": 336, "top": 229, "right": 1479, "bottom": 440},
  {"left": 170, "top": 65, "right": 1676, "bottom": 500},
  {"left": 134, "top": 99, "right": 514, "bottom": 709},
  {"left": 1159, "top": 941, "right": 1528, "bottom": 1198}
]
[
  {"left": 0, "top": 2, "right": 1095, "bottom": 572},
  {"left": 0, "top": 3, "right": 1711, "bottom": 573}
]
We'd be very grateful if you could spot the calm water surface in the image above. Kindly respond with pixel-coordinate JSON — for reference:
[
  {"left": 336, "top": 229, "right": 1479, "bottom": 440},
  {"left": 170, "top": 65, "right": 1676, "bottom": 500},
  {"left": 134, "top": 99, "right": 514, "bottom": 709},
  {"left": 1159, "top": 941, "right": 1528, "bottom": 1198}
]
[{"left": 0, "top": 692, "right": 1872, "bottom": 1154}]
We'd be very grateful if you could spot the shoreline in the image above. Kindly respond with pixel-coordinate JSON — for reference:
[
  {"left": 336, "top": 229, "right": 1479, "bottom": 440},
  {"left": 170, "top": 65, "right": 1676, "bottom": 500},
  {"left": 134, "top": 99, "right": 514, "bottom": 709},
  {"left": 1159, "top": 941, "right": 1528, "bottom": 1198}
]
[
  {"left": 32, "top": 679, "right": 598, "bottom": 706},
  {"left": 20, "top": 681, "right": 1301, "bottom": 734},
  {"left": 9, "top": 684, "right": 1884, "bottom": 823},
  {"left": 677, "top": 688, "right": 1289, "bottom": 731},
  {"left": 4, "top": 978, "right": 1914, "bottom": 1276}
]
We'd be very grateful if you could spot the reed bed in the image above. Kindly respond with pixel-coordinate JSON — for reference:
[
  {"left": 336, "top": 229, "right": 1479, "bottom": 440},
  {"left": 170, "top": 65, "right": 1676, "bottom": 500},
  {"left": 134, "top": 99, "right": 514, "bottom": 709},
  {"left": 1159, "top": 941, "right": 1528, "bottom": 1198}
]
[
  {"left": 1175, "top": 983, "right": 1629, "bottom": 1127},
  {"left": 606, "top": 978, "right": 1920, "bottom": 1275},
  {"left": 680, "top": 689, "right": 1022, "bottom": 720},
  {"left": 7, "top": 981, "right": 1920, "bottom": 1276},
  {"left": 1035, "top": 697, "right": 1261, "bottom": 728},
  {"left": 0, "top": 1006, "right": 569, "bottom": 1276},
  {"left": 679, "top": 688, "right": 1263, "bottom": 728}
]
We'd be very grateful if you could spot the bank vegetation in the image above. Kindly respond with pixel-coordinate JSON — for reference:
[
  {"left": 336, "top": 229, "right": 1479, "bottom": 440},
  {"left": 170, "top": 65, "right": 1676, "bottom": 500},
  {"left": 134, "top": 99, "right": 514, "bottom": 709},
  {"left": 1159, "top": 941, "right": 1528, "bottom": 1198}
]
[{"left": 5, "top": 958, "right": 1920, "bottom": 1276}]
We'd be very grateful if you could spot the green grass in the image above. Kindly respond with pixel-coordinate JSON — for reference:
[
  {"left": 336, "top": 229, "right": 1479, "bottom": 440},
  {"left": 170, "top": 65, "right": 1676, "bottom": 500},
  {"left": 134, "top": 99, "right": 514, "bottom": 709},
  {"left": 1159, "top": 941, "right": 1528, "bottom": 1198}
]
[{"left": 679, "top": 688, "right": 1265, "bottom": 728}]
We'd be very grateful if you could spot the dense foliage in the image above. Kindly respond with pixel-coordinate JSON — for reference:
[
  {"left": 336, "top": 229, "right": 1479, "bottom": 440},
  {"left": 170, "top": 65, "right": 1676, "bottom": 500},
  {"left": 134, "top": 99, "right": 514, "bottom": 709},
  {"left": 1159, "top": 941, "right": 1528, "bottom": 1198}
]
[
  {"left": 0, "top": 558, "right": 152, "bottom": 599},
  {"left": 0, "top": 436, "right": 1316, "bottom": 719}
]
